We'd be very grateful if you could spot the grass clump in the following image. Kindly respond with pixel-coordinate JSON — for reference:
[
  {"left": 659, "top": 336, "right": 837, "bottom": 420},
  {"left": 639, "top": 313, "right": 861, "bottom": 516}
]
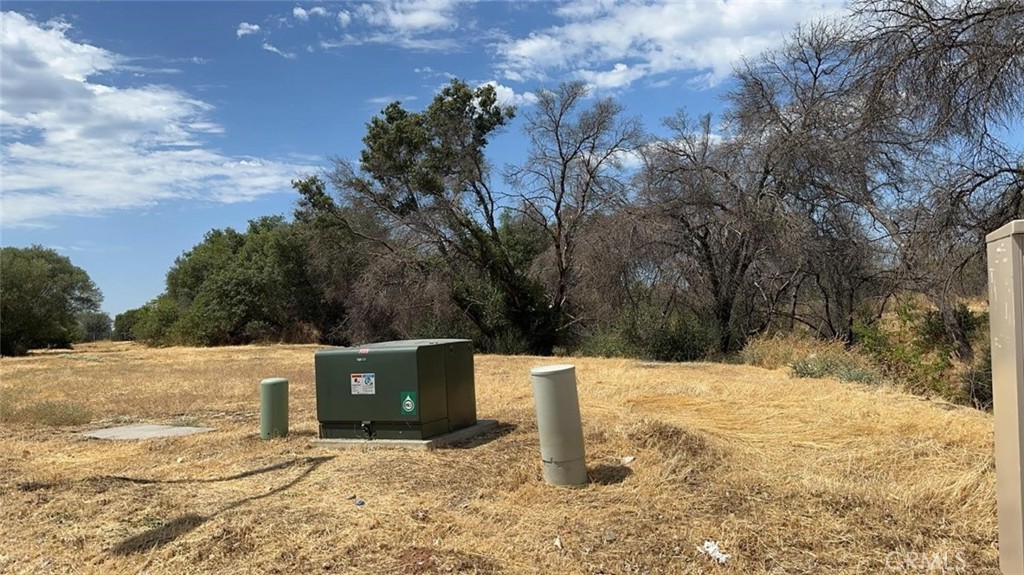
[
  {"left": 0, "top": 388, "right": 19, "bottom": 422},
  {"left": 742, "top": 333, "right": 881, "bottom": 385},
  {"left": 16, "top": 399, "right": 94, "bottom": 426},
  {"left": 789, "top": 352, "right": 880, "bottom": 384},
  {"left": 0, "top": 390, "right": 94, "bottom": 427},
  {"left": 739, "top": 333, "right": 821, "bottom": 369}
]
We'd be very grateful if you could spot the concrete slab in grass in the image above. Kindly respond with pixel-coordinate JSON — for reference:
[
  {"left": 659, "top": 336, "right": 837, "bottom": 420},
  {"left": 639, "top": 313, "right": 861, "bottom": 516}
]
[
  {"left": 81, "top": 424, "right": 214, "bottom": 440},
  {"left": 311, "top": 419, "right": 499, "bottom": 451}
]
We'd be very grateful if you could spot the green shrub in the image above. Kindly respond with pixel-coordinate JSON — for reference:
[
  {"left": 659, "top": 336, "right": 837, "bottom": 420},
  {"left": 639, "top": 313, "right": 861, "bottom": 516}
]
[
  {"left": 575, "top": 307, "right": 716, "bottom": 362},
  {"left": 488, "top": 329, "right": 537, "bottom": 355},
  {"left": 619, "top": 307, "right": 716, "bottom": 362},
  {"left": 243, "top": 320, "right": 276, "bottom": 342},
  {"left": 575, "top": 328, "right": 635, "bottom": 359},
  {"left": 960, "top": 346, "right": 993, "bottom": 410},
  {"left": 832, "top": 361, "right": 882, "bottom": 384},
  {"left": 853, "top": 301, "right": 990, "bottom": 404},
  {"left": 790, "top": 354, "right": 833, "bottom": 378},
  {"left": 856, "top": 319, "right": 951, "bottom": 395},
  {"left": 920, "top": 303, "right": 981, "bottom": 347}
]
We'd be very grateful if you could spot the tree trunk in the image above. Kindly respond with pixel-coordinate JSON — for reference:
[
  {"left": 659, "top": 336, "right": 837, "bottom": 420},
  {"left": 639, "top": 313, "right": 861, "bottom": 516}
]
[{"left": 938, "top": 301, "right": 974, "bottom": 363}]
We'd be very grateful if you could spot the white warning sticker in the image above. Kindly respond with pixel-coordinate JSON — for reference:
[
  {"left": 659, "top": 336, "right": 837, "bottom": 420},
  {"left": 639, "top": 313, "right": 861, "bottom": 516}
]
[{"left": 350, "top": 373, "right": 376, "bottom": 395}]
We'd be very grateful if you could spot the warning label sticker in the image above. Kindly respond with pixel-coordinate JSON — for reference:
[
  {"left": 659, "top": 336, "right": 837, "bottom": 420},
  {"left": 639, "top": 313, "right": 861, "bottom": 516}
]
[{"left": 350, "top": 373, "right": 376, "bottom": 395}]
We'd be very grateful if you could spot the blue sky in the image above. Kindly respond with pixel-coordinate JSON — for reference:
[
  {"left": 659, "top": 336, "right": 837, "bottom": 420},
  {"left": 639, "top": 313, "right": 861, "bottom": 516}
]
[{"left": 1, "top": 1, "right": 841, "bottom": 317}]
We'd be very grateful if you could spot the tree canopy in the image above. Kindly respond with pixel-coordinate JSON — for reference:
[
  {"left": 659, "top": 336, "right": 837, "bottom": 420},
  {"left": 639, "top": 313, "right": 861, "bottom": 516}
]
[{"left": 0, "top": 246, "right": 103, "bottom": 355}]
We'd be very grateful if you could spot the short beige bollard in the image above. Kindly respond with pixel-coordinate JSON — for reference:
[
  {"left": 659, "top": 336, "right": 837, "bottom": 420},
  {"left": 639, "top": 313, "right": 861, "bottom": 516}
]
[{"left": 531, "top": 364, "right": 587, "bottom": 487}]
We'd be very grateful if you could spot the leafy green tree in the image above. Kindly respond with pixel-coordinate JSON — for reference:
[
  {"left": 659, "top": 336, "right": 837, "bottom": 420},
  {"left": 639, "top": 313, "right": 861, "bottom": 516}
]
[
  {"left": 152, "top": 216, "right": 328, "bottom": 345},
  {"left": 302, "top": 79, "right": 561, "bottom": 353},
  {"left": 166, "top": 228, "right": 245, "bottom": 308},
  {"left": 130, "top": 295, "right": 182, "bottom": 345},
  {"left": 0, "top": 246, "right": 103, "bottom": 355},
  {"left": 113, "top": 308, "right": 143, "bottom": 341},
  {"left": 76, "top": 310, "right": 112, "bottom": 342}
]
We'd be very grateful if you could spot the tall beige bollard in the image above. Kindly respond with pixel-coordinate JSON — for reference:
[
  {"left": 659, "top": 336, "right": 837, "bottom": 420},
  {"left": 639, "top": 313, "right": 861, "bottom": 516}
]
[
  {"left": 987, "top": 219, "right": 1024, "bottom": 575},
  {"left": 531, "top": 364, "right": 588, "bottom": 487}
]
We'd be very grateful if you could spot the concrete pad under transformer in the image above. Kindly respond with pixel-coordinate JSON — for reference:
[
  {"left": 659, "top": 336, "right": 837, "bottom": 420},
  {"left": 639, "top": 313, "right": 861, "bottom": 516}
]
[
  {"left": 81, "top": 424, "right": 215, "bottom": 440},
  {"left": 311, "top": 419, "right": 498, "bottom": 451}
]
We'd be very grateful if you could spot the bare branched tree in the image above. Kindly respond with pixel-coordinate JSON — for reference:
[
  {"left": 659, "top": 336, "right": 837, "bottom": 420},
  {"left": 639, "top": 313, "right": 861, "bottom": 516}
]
[
  {"left": 851, "top": 0, "right": 1024, "bottom": 143},
  {"left": 640, "top": 113, "right": 792, "bottom": 353},
  {"left": 505, "top": 81, "right": 644, "bottom": 332},
  {"left": 849, "top": 0, "right": 1024, "bottom": 358}
]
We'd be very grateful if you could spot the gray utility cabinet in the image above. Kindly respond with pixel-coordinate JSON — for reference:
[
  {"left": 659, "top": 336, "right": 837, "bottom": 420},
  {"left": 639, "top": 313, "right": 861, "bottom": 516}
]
[{"left": 315, "top": 339, "right": 477, "bottom": 440}]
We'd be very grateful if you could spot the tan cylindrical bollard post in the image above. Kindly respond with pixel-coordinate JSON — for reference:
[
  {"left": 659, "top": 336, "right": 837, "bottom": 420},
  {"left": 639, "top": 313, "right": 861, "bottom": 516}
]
[
  {"left": 531, "top": 364, "right": 587, "bottom": 487},
  {"left": 987, "top": 219, "right": 1024, "bottom": 575}
]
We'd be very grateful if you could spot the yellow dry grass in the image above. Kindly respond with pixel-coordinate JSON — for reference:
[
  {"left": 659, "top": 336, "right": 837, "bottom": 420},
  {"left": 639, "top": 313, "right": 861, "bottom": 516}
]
[{"left": 0, "top": 341, "right": 998, "bottom": 574}]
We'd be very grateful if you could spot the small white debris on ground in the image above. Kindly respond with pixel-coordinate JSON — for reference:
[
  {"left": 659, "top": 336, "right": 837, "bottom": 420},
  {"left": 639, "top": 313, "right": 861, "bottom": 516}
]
[
  {"left": 620, "top": 455, "right": 636, "bottom": 465},
  {"left": 700, "top": 540, "right": 730, "bottom": 565},
  {"left": 553, "top": 535, "right": 563, "bottom": 550}
]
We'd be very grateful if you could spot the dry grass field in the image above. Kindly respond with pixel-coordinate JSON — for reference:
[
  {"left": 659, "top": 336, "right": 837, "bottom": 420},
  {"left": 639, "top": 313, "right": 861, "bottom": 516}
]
[{"left": 0, "top": 341, "right": 999, "bottom": 574}]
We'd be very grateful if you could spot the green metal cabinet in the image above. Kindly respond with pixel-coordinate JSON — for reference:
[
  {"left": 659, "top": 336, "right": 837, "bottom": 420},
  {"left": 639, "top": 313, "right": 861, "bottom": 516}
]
[{"left": 315, "top": 339, "right": 477, "bottom": 439}]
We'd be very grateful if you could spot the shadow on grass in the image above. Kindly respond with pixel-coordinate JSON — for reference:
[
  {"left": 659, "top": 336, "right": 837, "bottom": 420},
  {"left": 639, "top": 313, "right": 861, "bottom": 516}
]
[
  {"left": 110, "top": 456, "right": 334, "bottom": 555},
  {"left": 588, "top": 464, "right": 633, "bottom": 485},
  {"left": 101, "top": 456, "right": 330, "bottom": 485},
  {"left": 111, "top": 514, "right": 207, "bottom": 555},
  {"left": 440, "top": 422, "right": 517, "bottom": 449}
]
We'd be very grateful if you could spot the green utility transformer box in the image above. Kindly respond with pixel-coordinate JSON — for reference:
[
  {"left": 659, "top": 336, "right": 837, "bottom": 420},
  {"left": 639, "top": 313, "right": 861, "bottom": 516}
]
[{"left": 315, "top": 339, "right": 477, "bottom": 440}]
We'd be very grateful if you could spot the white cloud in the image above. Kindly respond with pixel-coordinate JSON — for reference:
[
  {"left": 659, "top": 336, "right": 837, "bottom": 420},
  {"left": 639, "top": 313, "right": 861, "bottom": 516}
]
[
  {"left": 320, "top": 0, "right": 464, "bottom": 53},
  {"left": 294, "top": 6, "right": 328, "bottom": 21},
  {"left": 236, "top": 22, "right": 260, "bottom": 38},
  {"left": 414, "top": 66, "right": 455, "bottom": 80},
  {"left": 320, "top": 34, "right": 458, "bottom": 52},
  {"left": 577, "top": 62, "right": 645, "bottom": 90},
  {"left": 358, "top": 0, "right": 460, "bottom": 33},
  {"left": 366, "top": 94, "right": 419, "bottom": 106},
  {"left": 261, "top": 42, "right": 296, "bottom": 59},
  {"left": 1, "top": 15, "right": 119, "bottom": 82},
  {"left": 480, "top": 81, "right": 537, "bottom": 107},
  {"left": 496, "top": 0, "right": 842, "bottom": 89},
  {"left": 0, "top": 12, "right": 315, "bottom": 228},
  {"left": 553, "top": 0, "right": 619, "bottom": 20}
]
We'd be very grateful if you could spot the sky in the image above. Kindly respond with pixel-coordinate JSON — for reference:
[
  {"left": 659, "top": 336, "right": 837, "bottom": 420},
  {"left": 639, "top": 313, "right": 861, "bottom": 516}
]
[{"left": 0, "top": 1, "right": 842, "bottom": 318}]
